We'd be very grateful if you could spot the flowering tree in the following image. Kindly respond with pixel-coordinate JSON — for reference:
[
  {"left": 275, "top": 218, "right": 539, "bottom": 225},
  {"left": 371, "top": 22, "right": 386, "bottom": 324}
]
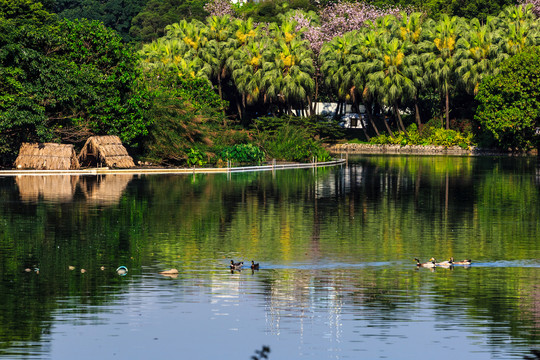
[
  {"left": 204, "top": 0, "right": 235, "bottom": 18},
  {"left": 520, "top": 0, "right": 540, "bottom": 16},
  {"left": 291, "top": 2, "right": 405, "bottom": 56}
]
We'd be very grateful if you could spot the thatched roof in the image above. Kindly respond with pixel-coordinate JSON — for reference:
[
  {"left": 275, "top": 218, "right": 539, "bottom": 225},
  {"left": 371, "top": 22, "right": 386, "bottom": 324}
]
[
  {"left": 78, "top": 135, "right": 135, "bottom": 169},
  {"left": 14, "top": 143, "right": 80, "bottom": 170},
  {"left": 17, "top": 175, "right": 79, "bottom": 202}
]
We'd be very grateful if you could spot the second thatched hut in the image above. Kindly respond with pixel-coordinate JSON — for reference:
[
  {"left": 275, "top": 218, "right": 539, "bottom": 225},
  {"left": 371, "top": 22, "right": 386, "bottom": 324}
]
[{"left": 78, "top": 135, "right": 135, "bottom": 169}]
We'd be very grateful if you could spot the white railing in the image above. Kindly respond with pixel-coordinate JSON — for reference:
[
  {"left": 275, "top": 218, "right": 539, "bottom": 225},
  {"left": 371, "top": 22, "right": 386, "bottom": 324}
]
[{"left": 0, "top": 159, "right": 346, "bottom": 176}]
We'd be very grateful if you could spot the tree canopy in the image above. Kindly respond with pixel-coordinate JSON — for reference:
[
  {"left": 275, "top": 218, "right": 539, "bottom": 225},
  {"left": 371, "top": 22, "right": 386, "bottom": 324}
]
[
  {"left": 0, "top": 14, "right": 151, "bottom": 165},
  {"left": 475, "top": 47, "right": 540, "bottom": 150}
]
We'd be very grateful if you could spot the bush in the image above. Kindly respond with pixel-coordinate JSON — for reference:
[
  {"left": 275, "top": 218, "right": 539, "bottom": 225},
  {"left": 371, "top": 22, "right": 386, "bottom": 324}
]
[
  {"left": 368, "top": 123, "right": 474, "bottom": 149},
  {"left": 255, "top": 122, "right": 331, "bottom": 162},
  {"left": 218, "top": 144, "right": 265, "bottom": 164},
  {"left": 186, "top": 148, "right": 207, "bottom": 167}
]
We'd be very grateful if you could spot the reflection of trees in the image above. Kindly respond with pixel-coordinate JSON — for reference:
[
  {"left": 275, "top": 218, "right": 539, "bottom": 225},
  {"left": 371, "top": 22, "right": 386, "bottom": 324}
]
[{"left": 0, "top": 157, "right": 539, "bottom": 353}]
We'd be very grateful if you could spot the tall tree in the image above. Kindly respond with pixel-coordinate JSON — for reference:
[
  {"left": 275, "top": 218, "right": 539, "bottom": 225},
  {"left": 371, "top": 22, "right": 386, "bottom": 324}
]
[
  {"left": 367, "top": 37, "right": 419, "bottom": 135},
  {"left": 455, "top": 18, "right": 505, "bottom": 95},
  {"left": 263, "top": 38, "right": 315, "bottom": 115},
  {"left": 475, "top": 47, "right": 540, "bottom": 150},
  {"left": 423, "top": 15, "right": 464, "bottom": 129}
]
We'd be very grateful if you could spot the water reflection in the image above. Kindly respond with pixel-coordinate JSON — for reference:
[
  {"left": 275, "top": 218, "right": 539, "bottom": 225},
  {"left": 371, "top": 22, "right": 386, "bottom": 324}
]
[
  {"left": 0, "top": 157, "right": 539, "bottom": 359},
  {"left": 16, "top": 175, "right": 79, "bottom": 202},
  {"left": 79, "top": 175, "right": 133, "bottom": 205},
  {"left": 15, "top": 174, "right": 134, "bottom": 205}
]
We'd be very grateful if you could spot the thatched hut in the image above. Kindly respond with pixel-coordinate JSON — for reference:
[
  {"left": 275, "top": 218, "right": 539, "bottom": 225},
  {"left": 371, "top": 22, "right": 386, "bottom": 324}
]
[
  {"left": 14, "top": 143, "right": 80, "bottom": 170},
  {"left": 78, "top": 136, "right": 135, "bottom": 168}
]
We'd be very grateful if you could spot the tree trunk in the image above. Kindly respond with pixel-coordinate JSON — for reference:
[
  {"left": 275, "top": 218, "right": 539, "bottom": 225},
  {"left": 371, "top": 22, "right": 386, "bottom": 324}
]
[
  {"left": 236, "top": 94, "right": 243, "bottom": 122},
  {"left": 218, "top": 73, "right": 226, "bottom": 123},
  {"left": 445, "top": 87, "right": 450, "bottom": 130},
  {"left": 394, "top": 104, "right": 408, "bottom": 136},
  {"left": 359, "top": 111, "right": 370, "bottom": 141},
  {"left": 365, "top": 106, "right": 380, "bottom": 136},
  {"left": 217, "top": 73, "right": 223, "bottom": 102},
  {"left": 414, "top": 97, "right": 422, "bottom": 130},
  {"left": 383, "top": 115, "right": 395, "bottom": 138}
]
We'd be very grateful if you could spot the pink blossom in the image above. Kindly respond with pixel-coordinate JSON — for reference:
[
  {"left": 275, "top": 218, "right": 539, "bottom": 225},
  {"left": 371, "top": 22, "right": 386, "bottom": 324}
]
[
  {"left": 291, "top": 1, "right": 406, "bottom": 55},
  {"left": 520, "top": 0, "right": 540, "bottom": 16},
  {"left": 204, "top": 0, "right": 235, "bottom": 17}
]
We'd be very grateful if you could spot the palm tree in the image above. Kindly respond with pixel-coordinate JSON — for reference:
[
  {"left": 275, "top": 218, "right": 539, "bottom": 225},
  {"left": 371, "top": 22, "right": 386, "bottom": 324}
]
[
  {"left": 227, "top": 38, "right": 268, "bottom": 120},
  {"left": 496, "top": 5, "right": 540, "bottom": 56},
  {"left": 263, "top": 38, "right": 315, "bottom": 115},
  {"left": 234, "top": 18, "right": 259, "bottom": 46},
  {"left": 423, "top": 14, "right": 464, "bottom": 129},
  {"left": 319, "top": 32, "right": 358, "bottom": 109},
  {"left": 395, "top": 12, "right": 429, "bottom": 128},
  {"left": 269, "top": 18, "right": 302, "bottom": 45},
  {"left": 455, "top": 18, "right": 505, "bottom": 95},
  {"left": 367, "top": 37, "right": 420, "bottom": 136},
  {"left": 201, "top": 16, "right": 237, "bottom": 103},
  {"left": 353, "top": 30, "right": 384, "bottom": 137},
  {"left": 139, "top": 38, "right": 206, "bottom": 79}
]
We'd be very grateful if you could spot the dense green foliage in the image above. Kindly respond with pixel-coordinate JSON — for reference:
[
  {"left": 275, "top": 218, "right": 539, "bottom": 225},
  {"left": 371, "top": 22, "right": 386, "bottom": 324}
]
[
  {"left": 218, "top": 143, "right": 265, "bottom": 164},
  {"left": 137, "top": 5, "right": 540, "bottom": 152},
  {"left": 140, "top": 74, "right": 226, "bottom": 165},
  {"left": 253, "top": 116, "right": 332, "bottom": 162},
  {"left": 0, "top": 0, "right": 52, "bottom": 24},
  {"left": 0, "top": 12, "right": 151, "bottom": 165},
  {"left": 367, "top": 0, "right": 516, "bottom": 20},
  {"left": 369, "top": 123, "right": 474, "bottom": 148},
  {"left": 129, "top": 0, "right": 209, "bottom": 42},
  {"left": 50, "top": 0, "right": 147, "bottom": 41},
  {"left": 475, "top": 47, "right": 540, "bottom": 150}
]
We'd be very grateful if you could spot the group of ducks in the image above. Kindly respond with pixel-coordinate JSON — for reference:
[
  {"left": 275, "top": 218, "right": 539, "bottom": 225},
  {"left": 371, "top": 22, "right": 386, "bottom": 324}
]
[
  {"left": 415, "top": 257, "right": 472, "bottom": 268},
  {"left": 230, "top": 260, "right": 259, "bottom": 271}
]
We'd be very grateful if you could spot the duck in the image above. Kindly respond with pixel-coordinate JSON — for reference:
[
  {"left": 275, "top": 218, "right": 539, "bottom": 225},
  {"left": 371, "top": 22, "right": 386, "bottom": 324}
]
[
  {"left": 230, "top": 260, "right": 243, "bottom": 270},
  {"left": 251, "top": 261, "right": 259, "bottom": 270},
  {"left": 452, "top": 258, "right": 472, "bottom": 265},
  {"left": 116, "top": 266, "right": 128, "bottom": 276},
  {"left": 414, "top": 258, "right": 436, "bottom": 268},
  {"left": 435, "top": 258, "right": 454, "bottom": 267}
]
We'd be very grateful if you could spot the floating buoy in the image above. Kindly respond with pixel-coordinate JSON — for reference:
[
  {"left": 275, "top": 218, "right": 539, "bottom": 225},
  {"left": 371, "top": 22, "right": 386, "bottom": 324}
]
[
  {"left": 68, "top": 266, "right": 75, "bottom": 271},
  {"left": 116, "top": 266, "right": 128, "bottom": 276},
  {"left": 80, "top": 269, "right": 86, "bottom": 273}
]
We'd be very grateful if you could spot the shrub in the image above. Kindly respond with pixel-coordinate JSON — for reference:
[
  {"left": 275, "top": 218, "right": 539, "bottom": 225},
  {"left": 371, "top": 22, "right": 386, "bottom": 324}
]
[
  {"left": 186, "top": 148, "right": 207, "bottom": 167},
  {"left": 218, "top": 144, "right": 265, "bottom": 164},
  {"left": 255, "top": 122, "right": 330, "bottom": 162}
]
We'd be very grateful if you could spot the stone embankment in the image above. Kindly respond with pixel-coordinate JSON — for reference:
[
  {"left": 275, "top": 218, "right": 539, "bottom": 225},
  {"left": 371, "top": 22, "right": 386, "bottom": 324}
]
[{"left": 326, "top": 143, "right": 533, "bottom": 156}]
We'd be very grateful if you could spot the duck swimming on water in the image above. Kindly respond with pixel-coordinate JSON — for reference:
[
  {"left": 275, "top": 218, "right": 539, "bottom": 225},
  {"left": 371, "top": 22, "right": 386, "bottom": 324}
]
[
  {"left": 251, "top": 261, "right": 259, "bottom": 270},
  {"left": 435, "top": 258, "right": 454, "bottom": 267},
  {"left": 414, "top": 258, "right": 436, "bottom": 268},
  {"left": 230, "top": 260, "right": 243, "bottom": 270},
  {"left": 452, "top": 258, "right": 472, "bottom": 265}
]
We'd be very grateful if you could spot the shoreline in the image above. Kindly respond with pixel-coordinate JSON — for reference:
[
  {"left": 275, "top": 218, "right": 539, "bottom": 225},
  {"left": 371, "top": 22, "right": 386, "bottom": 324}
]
[
  {"left": 0, "top": 159, "right": 346, "bottom": 176},
  {"left": 327, "top": 143, "right": 539, "bottom": 156}
]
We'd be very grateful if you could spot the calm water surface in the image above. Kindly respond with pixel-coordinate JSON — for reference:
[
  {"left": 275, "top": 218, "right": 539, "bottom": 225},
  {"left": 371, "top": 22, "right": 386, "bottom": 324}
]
[{"left": 0, "top": 155, "right": 539, "bottom": 359}]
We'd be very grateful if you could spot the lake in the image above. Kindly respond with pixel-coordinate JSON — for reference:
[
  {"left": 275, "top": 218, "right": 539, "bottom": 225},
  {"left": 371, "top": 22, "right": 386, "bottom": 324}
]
[{"left": 0, "top": 155, "right": 538, "bottom": 359}]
